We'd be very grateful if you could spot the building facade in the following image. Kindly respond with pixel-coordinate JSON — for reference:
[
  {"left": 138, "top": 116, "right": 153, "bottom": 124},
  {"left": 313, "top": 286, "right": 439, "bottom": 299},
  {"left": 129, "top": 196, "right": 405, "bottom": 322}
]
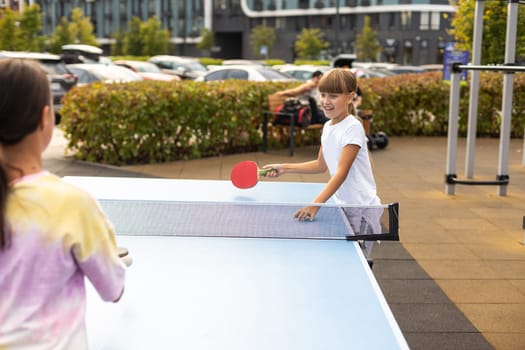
[{"left": 31, "top": 0, "right": 455, "bottom": 64}]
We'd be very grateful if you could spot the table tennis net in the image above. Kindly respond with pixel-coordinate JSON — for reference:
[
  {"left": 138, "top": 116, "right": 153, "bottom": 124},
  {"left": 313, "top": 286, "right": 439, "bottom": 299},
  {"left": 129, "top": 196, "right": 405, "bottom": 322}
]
[{"left": 98, "top": 200, "right": 399, "bottom": 241}]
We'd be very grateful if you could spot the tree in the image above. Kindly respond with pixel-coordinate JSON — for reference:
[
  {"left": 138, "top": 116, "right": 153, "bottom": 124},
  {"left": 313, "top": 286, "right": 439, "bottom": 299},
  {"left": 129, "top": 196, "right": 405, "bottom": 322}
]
[
  {"left": 294, "top": 28, "right": 329, "bottom": 60},
  {"left": 354, "top": 16, "right": 381, "bottom": 62},
  {"left": 123, "top": 17, "right": 143, "bottom": 56},
  {"left": 197, "top": 27, "right": 215, "bottom": 55},
  {"left": 71, "top": 8, "right": 97, "bottom": 46},
  {"left": 140, "top": 16, "right": 169, "bottom": 56},
  {"left": 250, "top": 25, "right": 276, "bottom": 58},
  {"left": 111, "top": 31, "right": 125, "bottom": 56},
  {"left": 0, "top": 8, "right": 23, "bottom": 50},
  {"left": 121, "top": 16, "right": 170, "bottom": 56},
  {"left": 19, "top": 4, "right": 45, "bottom": 52},
  {"left": 48, "top": 17, "right": 75, "bottom": 53},
  {"left": 47, "top": 8, "right": 98, "bottom": 53},
  {"left": 449, "top": 0, "right": 525, "bottom": 64}
]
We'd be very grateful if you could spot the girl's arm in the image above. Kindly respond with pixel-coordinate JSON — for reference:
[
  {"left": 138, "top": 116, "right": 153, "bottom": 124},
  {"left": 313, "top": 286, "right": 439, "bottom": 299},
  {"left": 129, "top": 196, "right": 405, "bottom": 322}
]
[
  {"left": 263, "top": 146, "right": 327, "bottom": 176},
  {"left": 294, "top": 144, "right": 360, "bottom": 221},
  {"left": 277, "top": 82, "right": 314, "bottom": 97}
]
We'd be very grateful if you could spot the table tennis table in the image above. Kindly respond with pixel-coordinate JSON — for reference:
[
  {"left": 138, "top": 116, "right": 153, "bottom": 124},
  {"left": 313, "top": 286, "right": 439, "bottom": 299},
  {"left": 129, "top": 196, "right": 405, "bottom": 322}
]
[{"left": 63, "top": 177, "right": 408, "bottom": 350}]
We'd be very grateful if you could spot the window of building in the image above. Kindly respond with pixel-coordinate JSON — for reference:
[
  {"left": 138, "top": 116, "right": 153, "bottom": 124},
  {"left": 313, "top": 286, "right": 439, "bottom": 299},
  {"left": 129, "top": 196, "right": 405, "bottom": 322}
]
[
  {"left": 420, "top": 11, "right": 441, "bottom": 31},
  {"left": 388, "top": 12, "right": 396, "bottom": 31},
  {"left": 420, "top": 12, "right": 429, "bottom": 30},
  {"left": 401, "top": 11, "right": 411, "bottom": 30},
  {"left": 403, "top": 40, "right": 413, "bottom": 65},
  {"left": 369, "top": 13, "right": 379, "bottom": 30},
  {"left": 276, "top": 17, "right": 285, "bottom": 30},
  {"left": 431, "top": 12, "right": 440, "bottom": 30}
]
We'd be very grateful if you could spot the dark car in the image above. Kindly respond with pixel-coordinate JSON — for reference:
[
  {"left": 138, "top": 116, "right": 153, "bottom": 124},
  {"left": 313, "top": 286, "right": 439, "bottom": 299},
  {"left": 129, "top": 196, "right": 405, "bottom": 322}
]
[{"left": 0, "top": 51, "right": 78, "bottom": 123}]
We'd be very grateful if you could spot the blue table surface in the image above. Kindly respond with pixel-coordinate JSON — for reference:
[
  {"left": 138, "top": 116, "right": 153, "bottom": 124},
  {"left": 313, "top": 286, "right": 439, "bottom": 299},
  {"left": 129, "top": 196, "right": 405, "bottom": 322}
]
[{"left": 63, "top": 177, "right": 408, "bottom": 350}]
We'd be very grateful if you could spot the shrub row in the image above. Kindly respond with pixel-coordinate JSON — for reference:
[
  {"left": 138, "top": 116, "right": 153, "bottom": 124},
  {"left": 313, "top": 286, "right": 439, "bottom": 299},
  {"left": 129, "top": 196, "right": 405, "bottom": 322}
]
[
  {"left": 360, "top": 72, "right": 525, "bottom": 138},
  {"left": 61, "top": 72, "right": 525, "bottom": 166}
]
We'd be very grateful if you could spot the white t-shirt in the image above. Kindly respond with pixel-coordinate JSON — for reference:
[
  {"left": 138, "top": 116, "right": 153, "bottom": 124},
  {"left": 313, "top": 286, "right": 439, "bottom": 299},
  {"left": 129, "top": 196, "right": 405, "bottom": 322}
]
[{"left": 321, "top": 115, "right": 380, "bottom": 206}]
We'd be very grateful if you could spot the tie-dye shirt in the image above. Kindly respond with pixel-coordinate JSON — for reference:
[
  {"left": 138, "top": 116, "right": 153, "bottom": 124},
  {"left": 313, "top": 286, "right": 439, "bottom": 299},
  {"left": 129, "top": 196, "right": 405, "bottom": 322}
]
[{"left": 0, "top": 171, "right": 126, "bottom": 349}]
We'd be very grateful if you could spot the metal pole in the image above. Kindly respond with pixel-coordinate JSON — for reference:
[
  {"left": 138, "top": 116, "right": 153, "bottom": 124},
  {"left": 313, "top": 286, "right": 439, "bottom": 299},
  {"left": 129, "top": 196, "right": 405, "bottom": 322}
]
[
  {"left": 446, "top": 71, "right": 461, "bottom": 195},
  {"left": 465, "top": 0, "right": 484, "bottom": 178},
  {"left": 497, "top": 0, "right": 518, "bottom": 196}
]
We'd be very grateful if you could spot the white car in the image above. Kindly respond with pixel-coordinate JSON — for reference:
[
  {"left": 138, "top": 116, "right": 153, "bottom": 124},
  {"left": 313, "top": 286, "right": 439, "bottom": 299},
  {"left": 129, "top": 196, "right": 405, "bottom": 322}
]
[
  {"left": 276, "top": 64, "right": 330, "bottom": 81},
  {"left": 148, "top": 55, "right": 208, "bottom": 80},
  {"left": 196, "top": 65, "right": 295, "bottom": 82},
  {"left": 66, "top": 63, "right": 143, "bottom": 85},
  {"left": 114, "top": 60, "right": 180, "bottom": 81}
]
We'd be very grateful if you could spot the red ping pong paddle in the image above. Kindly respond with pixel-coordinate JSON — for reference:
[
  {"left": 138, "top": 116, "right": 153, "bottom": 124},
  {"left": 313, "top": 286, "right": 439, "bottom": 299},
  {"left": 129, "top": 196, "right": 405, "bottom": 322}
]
[{"left": 230, "top": 161, "right": 273, "bottom": 189}]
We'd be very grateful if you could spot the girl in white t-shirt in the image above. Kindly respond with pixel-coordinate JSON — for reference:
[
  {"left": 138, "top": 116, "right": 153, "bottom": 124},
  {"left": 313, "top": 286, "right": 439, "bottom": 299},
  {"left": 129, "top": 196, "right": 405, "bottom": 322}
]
[{"left": 263, "top": 69, "right": 381, "bottom": 254}]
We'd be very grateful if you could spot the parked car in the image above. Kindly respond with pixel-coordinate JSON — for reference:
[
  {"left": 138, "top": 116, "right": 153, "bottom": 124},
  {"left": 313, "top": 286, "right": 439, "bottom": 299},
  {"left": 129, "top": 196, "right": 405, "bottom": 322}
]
[
  {"left": 276, "top": 64, "right": 330, "bottom": 81},
  {"left": 387, "top": 65, "right": 425, "bottom": 75},
  {"left": 0, "top": 50, "right": 77, "bottom": 123},
  {"left": 114, "top": 60, "right": 180, "bottom": 81},
  {"left": 196, "top": 65, "right": 296, "bottom": 82},
  {"left": 66, "top": 63, "right": 143, "bottom": 85},
  {"left": 331, "top": 53, "right": 357, "bottom": 68},
  {"left": 60, "top": 44, "right": 113, "bottom": 65},
  {"left": 350, "top": 67, "right": 396, "bottom": 78},
  {"left": 221, "top": 59, "right": 266, "bottom": 66},
  {"left": 419, "top": 64, "right": 443, "bottom": 72},
  {"left": 148, "top": 55, "right": 208, "bottom": 80}
]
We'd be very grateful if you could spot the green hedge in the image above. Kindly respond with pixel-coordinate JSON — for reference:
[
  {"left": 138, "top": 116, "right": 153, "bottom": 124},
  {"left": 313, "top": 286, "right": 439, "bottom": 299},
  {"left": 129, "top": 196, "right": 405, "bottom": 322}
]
[
  {"left": 60, "top": 72, "right": 525, "bottom": 166},
  {"left": 359, "top": 71, "right": 525, "bottom": 137},
  {"left": 61, "top": 80, "right": 296, "bottom": 165}
]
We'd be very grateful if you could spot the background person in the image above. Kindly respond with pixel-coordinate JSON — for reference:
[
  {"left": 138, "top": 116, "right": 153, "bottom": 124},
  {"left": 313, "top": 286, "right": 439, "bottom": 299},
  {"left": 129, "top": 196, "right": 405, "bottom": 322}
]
[
  {"left": 276, "top": 70, "right": 328, "bottom": 124},
  {"left": 0, "top": 58, "right": 127, "bottom": 349}
]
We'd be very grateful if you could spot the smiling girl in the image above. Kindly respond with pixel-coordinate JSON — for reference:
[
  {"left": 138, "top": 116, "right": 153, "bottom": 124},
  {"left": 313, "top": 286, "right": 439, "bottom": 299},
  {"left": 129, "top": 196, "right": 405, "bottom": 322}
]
[{"left": 263, "top": 68, "right": 381, "bottom": 220}]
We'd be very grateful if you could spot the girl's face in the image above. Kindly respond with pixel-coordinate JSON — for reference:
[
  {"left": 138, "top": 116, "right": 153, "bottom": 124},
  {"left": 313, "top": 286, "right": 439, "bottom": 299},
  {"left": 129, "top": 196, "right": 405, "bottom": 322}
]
[{"left": 319, "top": 92, "right": 354, "bottom": 123}]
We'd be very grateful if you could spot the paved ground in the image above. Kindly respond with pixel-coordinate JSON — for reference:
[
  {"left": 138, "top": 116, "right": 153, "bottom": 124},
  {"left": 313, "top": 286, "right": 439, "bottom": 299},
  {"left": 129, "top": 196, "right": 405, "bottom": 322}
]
[{"left": 44, "top": 128, "right": 525, "bottom": 350}]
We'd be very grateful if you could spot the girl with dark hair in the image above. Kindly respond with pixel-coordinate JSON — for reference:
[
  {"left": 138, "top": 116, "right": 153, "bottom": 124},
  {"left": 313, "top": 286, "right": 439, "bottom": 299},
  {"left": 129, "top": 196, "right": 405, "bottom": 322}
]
[
  {"left": 263, "top": 69, "right": 381, "bottom": 256},
  {"left": 0, "top": 58, "right": 127, "bottom": 349}
]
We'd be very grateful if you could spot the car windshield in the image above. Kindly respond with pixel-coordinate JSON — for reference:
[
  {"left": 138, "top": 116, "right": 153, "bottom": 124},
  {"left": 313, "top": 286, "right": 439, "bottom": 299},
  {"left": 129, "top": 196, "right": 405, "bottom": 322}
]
[
  {"left": 258, "top": 68, "right": 293, "bottom": 80},
  {"left": 135, "top": 63, "right": 162, "bottom": 73},
  {"left": 186, "top": 61, "right": 207, "bottom": 72}
]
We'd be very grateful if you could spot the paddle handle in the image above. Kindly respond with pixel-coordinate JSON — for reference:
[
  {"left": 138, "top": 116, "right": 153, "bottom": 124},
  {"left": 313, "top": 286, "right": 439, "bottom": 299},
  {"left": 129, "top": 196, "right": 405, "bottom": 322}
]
[{"left": 258, "top": 168, "right": 274, "bottom": 177}]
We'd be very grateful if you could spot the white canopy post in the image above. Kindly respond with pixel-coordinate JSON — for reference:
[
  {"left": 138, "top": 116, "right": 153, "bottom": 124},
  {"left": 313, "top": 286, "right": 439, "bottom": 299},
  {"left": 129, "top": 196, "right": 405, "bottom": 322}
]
[
  {"left": 497, "top": 0, "right": 519, "bottom": 196},
  {"left": 465, "top": 0, "right": 485, "bottom": 178}
]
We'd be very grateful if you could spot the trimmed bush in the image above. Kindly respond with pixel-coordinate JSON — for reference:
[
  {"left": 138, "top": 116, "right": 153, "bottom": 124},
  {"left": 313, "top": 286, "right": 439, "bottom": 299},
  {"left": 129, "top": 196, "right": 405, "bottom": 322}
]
[{"left": 60, "top": 72, "right": 525, "bottom": 166}]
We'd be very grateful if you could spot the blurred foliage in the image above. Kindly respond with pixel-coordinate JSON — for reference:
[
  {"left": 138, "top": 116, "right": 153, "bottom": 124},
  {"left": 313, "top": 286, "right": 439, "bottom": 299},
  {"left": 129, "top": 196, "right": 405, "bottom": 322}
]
[
  {"left": 48, "top": 8, "right": 97, "bottom": 53},
  {"left": 197, "top": 28, "right": 215, "bottom": 54},
  {"left": 110, "top": 56, "right": 150, "bottom": 62},
  {"left": 293, "top": 59, "right": 330, "bottom": 66},
  {"left": 61, "top": 80, "right": 295, "bottom": 165},
  {"left": 0, "top": 5, "right": 45, "bottom": 51},
  {"left": 118, "top": 16, "right": 169, "bottom": 56},
  {"left": 294, "top": 28, "right": 330, "bottom": 60},
  {"left": 198, "top": 57, "right": 223, "bottom": 67},
  {"left": 263, "top": 59, "right": 287, "bottom": 66},
  {"left": 250, "top": 25, "right": 276, "bottom": 59},
  {"left": 449, "top": 0, "right": 525, "bottom": 64},
  {"left": 359, "top": 71, "right": 525, "bottom": 138},
  {"left": 355, "top": 16, "right": 381, "bottom": 62},
  {"left": 60, "top": 72, "right": 525, "bottom": 165}
]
